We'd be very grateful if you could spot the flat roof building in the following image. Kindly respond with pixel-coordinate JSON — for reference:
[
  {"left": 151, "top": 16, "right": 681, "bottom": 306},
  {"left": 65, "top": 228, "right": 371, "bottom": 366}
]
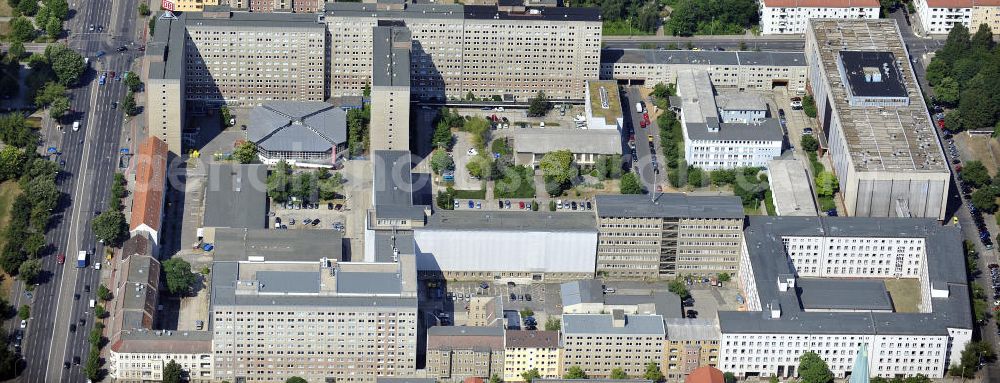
[
  {"left": 513, "top": 129, "right": 622, "bottom": 168},
  {"left": 561, "top": 312, "right": 667, "bottom": 378},
  {"left": 414, "top": 211, "right": 598, "bottom": 281},
  {"left": 758, "top": 0, "right": 879, "bottom": 35},
  {"left": 583, "top": 80, "right": 625, "bottom": 130},
  {"left": 766, "top": 158, "right": 819, "bottom": 216},
  {"left": 370, "top": 25, "right": 412, "bottom": 152},
  {"left": 203, "top": 164, "right": 268, "bottom": 231},
  {"left": 600, "top": 50, "right": 808, "bottom": 93},
  {"left": 247, "top": 102, "right": 347, "bottom": 166},
  {"left": 211, "top": 255, "right": 419, "bottom": 382},
  {"left": 805, "top": 19, "right": 949, "bottom": 219},
  {"left": 594, "top": 194, "right": 745, "bottom": 278},
  {"left": 721, "top": 216, "right": 972, "bottom": 379},
  {"left": 211, "top": 228, "right": 343, "bottom": 263}
]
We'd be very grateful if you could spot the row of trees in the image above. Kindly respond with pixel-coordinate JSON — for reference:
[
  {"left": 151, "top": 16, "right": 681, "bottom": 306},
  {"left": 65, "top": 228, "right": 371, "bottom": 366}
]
[
  {"left": 926, "top": 24, "right": 1000, "bottom": 132},
  {"left": 26, "top": 45, "right": 87, "bottom": 120},
  {"left": 92, "top": 173, "right": 129, "bottom": 247},
  {"left": 665, "top": 0, "right": 758, "bottom": 36},
  {"left": 347, "top": 106, "right": 371, "bottom": 157},
  {"left": 575, "top": 0, "right": 660, "bottom": 34},
  {"left": 5, "top": 0, "right": 69, "bottom": 44},
  {"left": 958, "top": 160, "right": 1000, "bottom": 214},
  {"left": 267, "top": 161, "right": 345, "bottom": 203}
]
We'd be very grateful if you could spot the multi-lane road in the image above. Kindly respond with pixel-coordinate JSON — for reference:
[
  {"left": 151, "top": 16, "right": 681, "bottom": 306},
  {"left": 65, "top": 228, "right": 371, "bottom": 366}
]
[{"left": 12, "top": 0, "right": 143, "bottom": 381}]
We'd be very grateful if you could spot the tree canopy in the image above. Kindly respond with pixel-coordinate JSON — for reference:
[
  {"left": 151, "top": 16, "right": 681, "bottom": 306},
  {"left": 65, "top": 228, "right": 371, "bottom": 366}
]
[
  {"left": 563, "top": 366, "right": 588, "bottom": 379},
  {"left": 620, "top": 172, "right": 644, "bottom": 194},
  {"left": 162, "top": 360, "right": 183, "bottom": 383},
  {"left": 233, "top": 141, "right": 257, "bottom": 164},
  {"left": 665, "top": 0, "right": 757, "bottom": 36},
  {"left": 44, "top": 44, "right": 85, "bottom": 87},
  {"left": 163, "top": 258, "right": 198, "bottom": 296},
  {"left": 92, "top": 210, "right": 127, "bottom": 247},
  {"left": 539, "top": 150, "right": 577, "bottom": 185},
  {"left": 527, "top": 91, "right": 550, "bottom": 117},
  {"left": 798, "top": 351, "right": 834, "bottom": 383}
]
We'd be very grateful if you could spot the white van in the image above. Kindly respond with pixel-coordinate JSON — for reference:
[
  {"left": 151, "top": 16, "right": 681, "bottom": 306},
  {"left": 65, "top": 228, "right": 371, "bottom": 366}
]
[
  {"left": 72, "top": 121, "right": 80, "bottom": 131},
  {"left": 88, "top": 299, "right": 96, "bottom": 308}
]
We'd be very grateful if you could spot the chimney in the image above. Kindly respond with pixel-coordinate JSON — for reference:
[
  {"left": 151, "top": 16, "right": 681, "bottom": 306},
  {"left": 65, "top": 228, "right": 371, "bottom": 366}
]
[
  {"left": 777, "top": 273, "right": 795, "bottom": 292},
  {"left": 769, "top": 300, "right": 781, "bottom": 319},
  {"left": 611, "top": 309, "right": 626, "bottom": 328}
]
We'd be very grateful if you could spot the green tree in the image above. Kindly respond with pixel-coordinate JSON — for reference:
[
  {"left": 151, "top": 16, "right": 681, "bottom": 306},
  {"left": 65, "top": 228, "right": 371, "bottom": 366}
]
[
  {"left": 16, "top": 0, "right": 38, "bottom": 17},
  {"left": 651, "top": 82, "right": 675, "bottom": 99},
  {"left": 220, "top": 105, "right": 233, "bottom": 127},
  {"left": 6, "top": 42, "right": 26, "bottom": 63},
  {"left": 17, "top": 304, "right": 29, "bottom": 320},
  {"left": 45, "top": 17, "right": 61, "bottom": 39},
  {"left": 163, "top": 258, "right": 198, "bottom": 296},
  {"left": 527, "top": 91, "right": 550, "bottom": 117},
  {"left": 815, "top": 171, "right": 839, "bottom": 197},
  {"left": 290, "top": 172, "right": 314, "bottom": 203},
  {"left": 544, "top": 316, "right": 560, "bottom": 331},
  {"left": 267, "top": 161, "right": 291, "bottom": 202},
  {"left": 94, "top": 304, "right": 106, "bottom": 318},
  {"left": 724, "top": 372, "right": 737, "bottom": 383},
  {"left": 798, "top": 351, "right": 834, "bottom": 383},
  {"left": 718, "top": 272, "right": 731, "bottom": 282},
  {"left": 17, "top": 258, "right": 41, "bottom": 283},
  {"left": 162, "top": 359, "right": 183, "bottom": 383},
  {"left": 668, "top": 280, "right": 690, "bottom": 299},
  {"left": 122, "top": 91, "right": 138, "bottom": 116},
  {"left": 0, "top": 113, "right": 36, "bottom": 148},
  {"left": 286, "top": 377, "right": 308, "bottom": 383},
  {"left": 609, "top": 368, "right": 628, "bottom": 379},
  {"left": 8, "top": 16, "right": 35, "bottom": 43},
  {"left": 34, "top": 81, "right": 67, "bottom": 107},
  {"left": 464, "top": 117, "right": 491, "bottom": 150},
  {"left": 45, "top": 44, "right": 85, "bottom": 86},
  {"left": 436, "top": 188, "right": 455, "bottom": 210},
  {"left": 519, "top": 307, "right": 534, "bottom": 318},
  {"left": 801, "top": 134, "right": 819, "bottom": 152},
  {"left": 961, "top": 161, "right": 991, "bottom": 188},
  {"left": 802, "top": 95, "right": 817, "bottom": 118},
  {"left": 935, "top": 77, "right": 960, "bottom": 105},
  {"left": 97, "top": 284, "right": 112, "bottom": 301},
  {"left": 431, "top": 149, "right": 454, "bottom": 175},
  {"left": 539, "top": 150, "right": 577, "bottom": 185},
  {"left": 233, "top": 141, "right": 257, "bottom": 164},
  {"left": 23, "top": 232, "right": 46, "bottom": 258},
  {"left": 687, "top": 166, "right": 704, "bottom": 187},
  {"left": 925, "top": 58, "right": 950, "bottom": 86},
  {"left": 317, "top": 172, "right": 344, "bottom": 200},
  {"left": 971, "top": 23, "right": 995, "bottom": 52},
  {"left": 92, "top": 210, "right": 127, "bottom": 247},
  {"left": 563, "top": 366, "right": 588, "bottom": 379},
  {"left": 0, "top": 146, "right": 26, "bottom": 181},
  {"left": 490, "top": 374, "right": 502, "bottom": 383},
  {"left": 124, "top": 71, "right": 142, "bottom": 92},
  {"left": 49, "top": 95, "right": 70, "bottom": 119},
  {"left": 46, "top": 0, "right": 69, "bottom": 19},
  {"left": 951, "top": 341, "right": 994, "bottom": 378},
  {"left": 521, "top": 368, "right": 542, "bottom": 383},
  {"left": 138, "top": 2, "right": 150, "bottom": 16},
  {"left": 83, "top": 345, "right": 100, "bottom": 380},
  {"left": 972, "top": 187, "right": 998, "bottom": 213},
  {"left": 643, "top": 362, "right": 664, "bottom": 382},
  {"left": 620, "top": 172, "right": 643, "bottom": 194}
]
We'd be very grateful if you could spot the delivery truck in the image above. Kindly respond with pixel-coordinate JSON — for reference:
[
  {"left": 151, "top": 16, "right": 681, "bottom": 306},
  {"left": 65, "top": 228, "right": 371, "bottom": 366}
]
[{"left": 77, "top": 250, "right": 87, "bottom": 268}]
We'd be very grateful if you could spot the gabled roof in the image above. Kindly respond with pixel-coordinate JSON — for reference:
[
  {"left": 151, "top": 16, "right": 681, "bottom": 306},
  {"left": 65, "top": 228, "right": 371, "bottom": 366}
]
[
  {"left": 129, "top": 137, "right": 168, "bottom": 233},
  {"left": 248, "top": 102, "right": 347, "bottom": 153},
  {"left": 761, "top": 0, "right": 879, "bottom": 7}
]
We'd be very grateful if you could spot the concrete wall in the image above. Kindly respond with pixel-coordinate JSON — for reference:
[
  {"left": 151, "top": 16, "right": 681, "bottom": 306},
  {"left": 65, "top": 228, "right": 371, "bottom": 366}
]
[
  {"left": 146, "top": 78, "right": 184, "bottom": 154},
  {"left": 413, "top": 229, "right": 598, "bottom": 275},
  {"left": 370, "top": 85, "right": 411, "bottom": 151}
]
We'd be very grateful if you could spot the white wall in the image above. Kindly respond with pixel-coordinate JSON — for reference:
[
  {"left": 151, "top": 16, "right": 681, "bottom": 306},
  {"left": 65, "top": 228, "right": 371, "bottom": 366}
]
[
  {"left": 915, "top": 0, "right": 972, "bottom": 34},
  {"left": 413, "top": 229, "right": 598, "bottom": 274},
  {"left": 760, "top": 5, "right": 879, "bottom": 35},
  {"left": 684, "top": 137, "right": 782, "bottom": 170}
]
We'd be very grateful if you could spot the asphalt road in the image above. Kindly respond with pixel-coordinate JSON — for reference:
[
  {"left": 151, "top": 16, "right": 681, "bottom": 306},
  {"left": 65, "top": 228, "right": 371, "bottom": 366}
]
[
  {"left": 621, "top": 86, "right": 661, "bottom": 191},
  {"left": 13, "top": 0, "right": 143, "bottom": 381}
]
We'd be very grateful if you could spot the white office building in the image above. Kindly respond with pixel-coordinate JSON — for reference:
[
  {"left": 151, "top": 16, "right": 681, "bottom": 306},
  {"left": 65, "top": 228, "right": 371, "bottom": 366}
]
[
  {"left": 720, "top": 216, "right": 972, "bottom": 379},
  {"left": 600, "top": 50, "right": 808, "bottom": 94},
  {"left": 677, "top": 69, "right": 783, "bottom": 170},
  {"left": 758, "top": 0, "right": 880, "bottom": 35}
]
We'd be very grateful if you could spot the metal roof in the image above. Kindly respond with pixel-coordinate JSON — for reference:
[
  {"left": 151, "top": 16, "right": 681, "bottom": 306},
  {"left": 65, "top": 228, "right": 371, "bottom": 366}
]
[
  {"left": 796, "top": 278, "right": 894, "bottom": 311},
  {"left": 248, "top": 102, "right": 347, "bottom": 153},
  {"left": 203, "top": 164, "right": 268, "bottom": 229},
  {"left": 560, "top": 280, "right": 604, "bottom": 306},
  {"left": 512, "top": 129, "right": 622, "bottom": 156},
  {"left": 425, "top": 211, "right": 598, "bottom": 232},
  {"left": 562, "top": 313, "right": 665, "bottom": 336},
  {"left": 373, "top": 26, "right": 411, "bottom": 88},
  {"left": 600, "top": 49, "right": 807, "bottom": 67},
  {"left": 212, "top": 228, "right": 344, "bottom": 263},
  {"left": 336, "top": 269, "right": 404, "bottom": 295},
  {"left": 257, "top": 271, "right": 321, "bottom": 294},
  {"left": 595, "top": 194, "right": 745, "bottom": 219},
  {"left": 664, "top": 318, "right": 721, "bottom": 341}
]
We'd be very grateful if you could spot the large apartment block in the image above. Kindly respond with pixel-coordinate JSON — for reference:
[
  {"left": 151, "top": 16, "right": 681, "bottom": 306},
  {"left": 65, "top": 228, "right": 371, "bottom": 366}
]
[
  {"left": 211, "top": 255, "right": 419, "bottom": 382},
  {"left": 758, "top": 0, "right": 880, "bottom": 35},
  {"left": 146, "top": 8, "right": 326, "bottom": 152},
  {"left": 325, "top": 2, "right": 602, "bottom": 101},
  {"left": 594, "top": 194, "right": 745, "bottom": 279},
  {"left": 722, "top": 217, "right": 971, "bottom": 379},
  {"left": 561, "top": 312, "right": 667, "bottom": 378},
  {"left": 913, "top": 0, "right": 1000, "bottom": 35},
  {"left": 370, "top": 24, "right": 412, "bottom": 151},
  {"left": 805, "top": 19, "right": 950, "bottom": 219}
]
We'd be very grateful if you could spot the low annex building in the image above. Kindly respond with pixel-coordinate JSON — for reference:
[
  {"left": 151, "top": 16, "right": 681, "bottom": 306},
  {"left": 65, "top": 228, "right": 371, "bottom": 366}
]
[
  {"left": 129, "top": 137, "right": 168, "bottom": 245},
  {"left": 247, "top": 101, "right": 347, "bottom": 166},
  {"left": 600, "top": 50, "right": 808, "bottom": 93}
]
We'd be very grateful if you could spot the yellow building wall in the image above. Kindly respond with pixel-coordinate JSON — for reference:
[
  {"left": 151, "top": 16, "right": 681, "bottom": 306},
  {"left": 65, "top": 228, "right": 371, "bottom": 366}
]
[{"left": 972, "top": 6, "right": 1000, "bottom": 35}]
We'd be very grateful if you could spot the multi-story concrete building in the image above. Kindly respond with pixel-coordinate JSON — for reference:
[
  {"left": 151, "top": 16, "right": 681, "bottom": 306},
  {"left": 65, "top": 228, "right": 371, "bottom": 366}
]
[
  {"left": 211, "top": 254, "right": 419, "bottom": 382},
  {"left": 600, "top": 50, "right": 808, "bottom": 94},
  {"left": 170, "top": 0, "right": 221, "bottom": 12},
  {"left": 370, "top": 25, "right": 412, "bottom": 151},
  {"left": 225, "top": 0, "right": 322, "bottom": 12},
  {"left": 109, "top": 332, "right": 214, "bottom": 383},
  {"left": 805, "top": 19, "right": 949, "bottom": 219},
  {"left": 594, "top": 194, "right": 744, "bottom": 279},
  {"left": 324, "top": 2, "right": 602, "bottom": 101},
  {"left": 913, "top": 0, "right": 1000, "bottom": 34},
  {"left": 676, "top": 69, "right": 784, "bottom": 170},
  {"left": 426, "top": 326, "right": 505, "bottom": 381},
  {"left": 561, "top": 311, "right": 667, "bottom": 378},
  {"left": 504, "top": 331, "right": 562, "bottom": 381},
  {"left": 663, "top": 319, "right": 720, "bottom": 380},
  {"left": 146, "top": 8, "right": 326, "bottom": 153},
  {"left": 720, "top": 217, "right": 972, "bottom": 379},
  {"left": 758, "top": 0, "right": 879, "bottom": 35}
]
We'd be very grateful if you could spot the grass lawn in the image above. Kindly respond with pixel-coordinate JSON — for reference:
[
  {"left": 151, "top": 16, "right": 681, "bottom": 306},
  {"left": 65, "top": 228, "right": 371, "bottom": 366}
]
[
  {"left": 885, "top": 278, "right": 921, "bottom": 313},
  {"left": 0, "top": 181, "right": 23, "bottom": 300}
]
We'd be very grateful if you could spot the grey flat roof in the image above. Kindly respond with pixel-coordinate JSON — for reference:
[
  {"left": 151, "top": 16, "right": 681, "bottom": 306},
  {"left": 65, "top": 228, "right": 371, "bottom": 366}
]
[
  {"left": 796, "top": 278, "right": 893, "bottom": 311},
  {"left": 146, "top": 15, "right": 186, "bottom": 81},
  {"left": 716, "top": 92, "right": 768, "bottom": 111},
  {"left": 324, "top": 2, "right": 598, "bottom": 22},
  {"left": 839, "top": 51, "right": 907, "bottom": 98},
  {"left": 336, "top": 269, "right": 404, "bottom": 295},
  {"left": 767, "top": 159, "right": 819, "bottom": 216},
  {"left": 513, "top": 129, "right": 622, "bottom": 156},
  {"left": 664, "top": 318, "right": 720, "bottom": 341},
  {"left": 719, "top": 216, "right": 971, "bottom": 335},
  {"left": 595, "top": 194, "right": 744, "bottom": 219},
  {"left": 607, "top": 292, "right": 683, "bottom": 318},
  {"left": 600, "top": 49, "right": 807, "bottom": 67},
  {"left": 562, "top": 314, "right": 665, "bottom": 336},
  {"left": 183, "top": 9, "right": 327, "bottom": 30},
  {"left": 686, "top": 119, "right": 785, "bottom": 142},
  {"left": 427, "top": 325, "right": 504, "bottom": 337},
  {"left": 373, "top": 150, "right": 416, "bottom": 214},
  {"left": 560, "top": 280, "right": 604, "bottom": 306},
  {"left": 425, "top": 211, "right": 597, "bottom": 232},
  {"left": 373, "top": 26, "right": 411, "bottom": 87},
  {"left": 204, "top": 164, "right": 268, "bottom": 229},
  {"left": 464, "top": 5, "right": 600, "bottom": 21},
  {"left": 248, "top": 102, "right": 347, "bottom": 153},
  {"left": 373, "top": 230, "right": 415, "bottom": 262},
  {"left": 212, "top": 228, "right": 343, "bottom": 263},
  {"left": 257, "top": 271, "right": 320, "bottom": 294}
]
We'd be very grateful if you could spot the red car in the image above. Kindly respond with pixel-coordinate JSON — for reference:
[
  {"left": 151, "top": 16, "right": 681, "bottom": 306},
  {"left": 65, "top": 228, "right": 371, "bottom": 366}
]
[
  {"left": 57, "top": 253, "right": 65, "bottom": 264},
  {"left": 937, "top": 119, "right": 945, "bottom": 129},
  {"left": 639, "top": 121, "right": 647, "bottom": 129},
  {"left": 518, "top": 201, "right": 525, "bottom": 209}
]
